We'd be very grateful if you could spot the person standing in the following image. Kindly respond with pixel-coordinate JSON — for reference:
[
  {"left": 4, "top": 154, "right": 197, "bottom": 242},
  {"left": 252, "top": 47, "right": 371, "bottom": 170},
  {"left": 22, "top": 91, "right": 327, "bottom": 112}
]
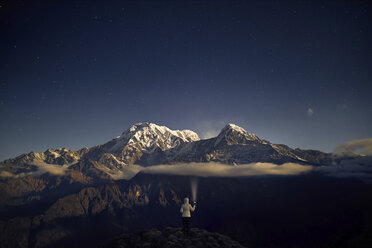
[{"left": 180, "top": 197, "right": 196, "bottom": 236}]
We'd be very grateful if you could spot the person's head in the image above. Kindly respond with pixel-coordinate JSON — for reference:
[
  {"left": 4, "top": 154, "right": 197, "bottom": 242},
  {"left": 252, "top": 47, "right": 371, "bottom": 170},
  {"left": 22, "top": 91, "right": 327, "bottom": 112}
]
[{"left": 184, "top": 197, "right": 189, "bottom": 204}]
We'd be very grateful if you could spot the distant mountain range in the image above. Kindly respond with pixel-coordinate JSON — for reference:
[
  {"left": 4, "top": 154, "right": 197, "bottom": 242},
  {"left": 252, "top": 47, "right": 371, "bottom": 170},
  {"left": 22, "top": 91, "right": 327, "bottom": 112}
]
[{"left": 0, "top": 122, "right": 345, "bottom": 182}]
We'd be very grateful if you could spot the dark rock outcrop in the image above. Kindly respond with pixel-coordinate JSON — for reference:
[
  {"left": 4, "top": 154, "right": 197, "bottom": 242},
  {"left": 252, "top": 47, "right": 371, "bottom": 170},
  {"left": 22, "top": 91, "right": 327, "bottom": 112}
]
[{"left": 102, "top": 227, "right": 246, "bottom": 248}]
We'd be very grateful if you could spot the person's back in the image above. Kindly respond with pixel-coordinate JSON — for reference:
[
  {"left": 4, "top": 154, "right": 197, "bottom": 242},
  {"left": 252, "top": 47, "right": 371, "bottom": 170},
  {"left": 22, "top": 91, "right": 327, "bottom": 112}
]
[
  {"left": 180, "top": 197, "right": 196, "bottom": 236},
  {"left": 180, "top": 198, "right": 196, "bottom": 217}
]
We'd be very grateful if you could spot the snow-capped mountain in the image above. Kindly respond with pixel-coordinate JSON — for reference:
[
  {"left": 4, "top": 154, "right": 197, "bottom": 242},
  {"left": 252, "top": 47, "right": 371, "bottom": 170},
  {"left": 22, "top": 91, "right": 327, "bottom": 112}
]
[
  {"left": 214, "top": 123, "right": 265, "bottom": 146},
  {"left": 155, "top": 123, "right": 333, "bottom": 165},
  {"left": 0, "top": 148, "right": 82, "bottom": 176},
  {"left": 0, "top": 123, "right": 201, "bottom": 180},
  {"left": 82, "top": 122, "right": 200, "bottom": 165},
  {"left": 0, "top": 122, "right": 335, "bottom": 181}
]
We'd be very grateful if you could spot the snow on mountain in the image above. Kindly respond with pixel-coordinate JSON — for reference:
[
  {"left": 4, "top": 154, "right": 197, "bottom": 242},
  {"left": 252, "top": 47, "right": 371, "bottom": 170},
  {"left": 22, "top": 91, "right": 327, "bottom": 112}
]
[
  {"left": 157, "top": 123, "right": 336, "bottom": 166},
  {"left": 112, "top": 122, "right": 199, "bottom": 152},
  {"left": 82, "top": 123, "right": 200, "bottom": 165},
  {"left": 0, "top": 122, "right": 337, "bottom": 180},
  {"left": 214, "top": 123, "right": 264, "bottom": 146},
  {"left": 0, "top": 148, "right": 81, "bottom": 178}
]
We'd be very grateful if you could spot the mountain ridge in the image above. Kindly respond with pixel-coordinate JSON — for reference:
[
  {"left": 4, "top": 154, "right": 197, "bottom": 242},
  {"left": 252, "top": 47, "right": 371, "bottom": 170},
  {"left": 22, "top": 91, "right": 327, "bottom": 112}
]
[
  {"left": 101, "top": 227, "right": 247, "bottom": 248},
  {"left": 0, "top": 122, "right": 339, "bottom": 181}
]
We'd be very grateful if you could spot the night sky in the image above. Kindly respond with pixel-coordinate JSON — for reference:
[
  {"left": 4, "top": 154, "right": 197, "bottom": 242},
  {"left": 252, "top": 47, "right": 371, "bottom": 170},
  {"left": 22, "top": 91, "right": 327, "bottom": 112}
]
[{"left": 0, "top": 0, "right": 371, "bottom": 161}]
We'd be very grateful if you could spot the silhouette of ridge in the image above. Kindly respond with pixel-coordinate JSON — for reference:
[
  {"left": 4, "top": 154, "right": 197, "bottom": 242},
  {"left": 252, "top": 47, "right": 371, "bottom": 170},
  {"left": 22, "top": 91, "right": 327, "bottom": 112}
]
[{"left": 101, "top": 227, "right": 246, "bottom": 248}]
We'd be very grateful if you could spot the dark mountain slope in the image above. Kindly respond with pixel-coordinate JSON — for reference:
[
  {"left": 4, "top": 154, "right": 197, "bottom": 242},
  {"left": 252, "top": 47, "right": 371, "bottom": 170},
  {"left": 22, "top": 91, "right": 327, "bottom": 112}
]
[{"left": 101, "top": 227, "right": 246, "bottom": 248}]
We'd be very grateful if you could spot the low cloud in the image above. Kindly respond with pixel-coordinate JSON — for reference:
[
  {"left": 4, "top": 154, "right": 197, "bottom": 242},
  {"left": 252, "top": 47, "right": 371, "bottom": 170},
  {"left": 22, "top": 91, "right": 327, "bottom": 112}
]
[
  {"left": 196, "top": 119, "right": 228, "bottom": 139},
  {"left": 0, "top": 171, "right": 15, "bottom": 178},
  {"left": 307, "top": 108, "right": 314, "bottom": 116},
  {"left": 0, "top": 162, "right": 314, "bottom": 180},
  {"left": 315, "top": 156, "right": 372, "bottom": 183},
  {"left": 111, "top": 162, "right": 314, "bottom": 180},
  {"left": 33, "top": 163, "right": 68, "bottom": 176},
  {"left": 115, "top": 159, "right": 372, "bottom": 183},
  {"left": 334, "top": 138, "right": 372, "bottom": 156},
  {"left": 201, "top": 130, "right": 220, "bottom": 139},
  {"left": 143, "top": 162, "right": 313, "bottom": 177},
  {"left": 107, "top": 165, "right": 143, "bottom": 180},
  {"left": 0, "top": 161, "right": 69, "bottom": 178},
  {"left": 2, "top": 157, "right": 371, "bottom": 183}
]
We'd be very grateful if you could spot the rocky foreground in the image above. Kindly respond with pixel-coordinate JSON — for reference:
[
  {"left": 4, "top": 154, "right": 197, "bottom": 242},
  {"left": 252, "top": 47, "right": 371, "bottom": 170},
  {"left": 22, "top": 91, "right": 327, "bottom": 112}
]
[{"left": 101, "top": 227, "right": 246, "bottom": 248}]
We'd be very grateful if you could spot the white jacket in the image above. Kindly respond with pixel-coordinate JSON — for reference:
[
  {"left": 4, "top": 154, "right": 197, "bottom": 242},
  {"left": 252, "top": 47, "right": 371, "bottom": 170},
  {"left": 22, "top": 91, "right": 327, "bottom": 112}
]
[{"left": 180, "top": 197, "right": 196, "bottom": 217}]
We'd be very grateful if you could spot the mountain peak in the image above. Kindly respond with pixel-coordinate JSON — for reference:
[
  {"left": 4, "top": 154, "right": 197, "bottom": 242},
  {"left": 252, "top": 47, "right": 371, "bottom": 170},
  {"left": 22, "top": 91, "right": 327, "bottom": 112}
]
[
  {"left": 223, "top": 123, "right": 247, "bottom": 133},
  {"left": 215, "top": 123, "right": 263, "bottom": 146},
  {"left": 127, "top": 122, "right": 155, "bottom": 133},
  {"left": 97, "top": 123, "right": 200, "bottom": 164},
  {"left": 122, "top": 122, "right": 199, "bottom": 141}
]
